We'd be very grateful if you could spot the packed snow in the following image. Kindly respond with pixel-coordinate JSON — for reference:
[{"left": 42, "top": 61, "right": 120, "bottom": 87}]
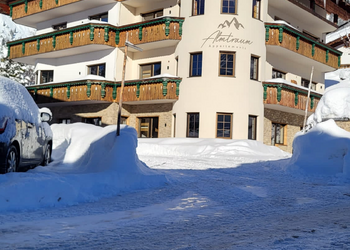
[{"left": 1, "top": 122, "right": 350, "bottom": 249}]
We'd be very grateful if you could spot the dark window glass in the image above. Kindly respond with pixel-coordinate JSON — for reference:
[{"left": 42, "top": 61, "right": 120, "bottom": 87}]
[
  {"left": 252, "top": 0, "right": 261, "bottom": 19},
  {"left": 139, "top": 117, "right": 159, "bottom": 138},
  {"left": 222, "top": 0, "right": 237, "bottom": 14},
  {"left": 90, "top": 12, "right": 108, "bottom": 22},
  {"left": 272, "top": 69, "right": 286, "bottom": 79},
  {"left": 271, "top": 123, "right": 285, "bottom": 145},
  {"left": 187, "top": 113, "right": 200, "bottom": 138},
  {"left": 190, "top": 53, "right": 202, "bottom": 77},
  {"left": 41, "top": 70, "right": 54, "bottom": 83},
  {"left": 248, "top": 115, "right": 257, "bottom": 140},
  {"left": 217, "top": 113, "right": 232, "bottom": 139},
  {"left": 250, "top": 56, "right": 259, "bottom": 80},
  {"left": 193, "top": 0, "right": 205, "bottom": 15},
  {"left": 89, "top": 64, "right": 105, "bottom": 77},
  {"left": 140, "top": 62, "right": 161, "bottom": 79},
  {"left": 220, "top": 52, "right": 235, "bottom": 77},
  {"left": 84, "top": 117, "right": 102, "bottom": 126}
]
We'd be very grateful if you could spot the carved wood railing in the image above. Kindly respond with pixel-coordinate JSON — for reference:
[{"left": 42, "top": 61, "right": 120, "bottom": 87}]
[
  {"left": 26, "top": 77, "right": 181, "bottom": 104},
  {"left": 263, "top": 81, "right": 322, "bottom": 112},
  {"left": 8, "top": 17, "right": 184, "bottom": 60},
  {"left": 265, "top": 22, "right": 342, "bottom": 69}
]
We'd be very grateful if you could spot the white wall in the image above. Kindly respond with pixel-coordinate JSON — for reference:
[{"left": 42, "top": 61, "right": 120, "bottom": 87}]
[
  {"left": 173, "top": 0, "right": 267, "bottom": 140},
  {"left": 36, "top": 3, "right": 120, "bottom": 34}
]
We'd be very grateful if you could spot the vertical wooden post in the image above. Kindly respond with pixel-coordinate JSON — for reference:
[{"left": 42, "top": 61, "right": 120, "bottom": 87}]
[{"left": 116, "top": 35, "right": 128, "bottom": 136}]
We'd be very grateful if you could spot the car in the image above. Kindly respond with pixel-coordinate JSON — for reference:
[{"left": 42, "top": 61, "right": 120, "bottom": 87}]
[{"left": 0, "top": 76, "right": 53, "bottom": 174}]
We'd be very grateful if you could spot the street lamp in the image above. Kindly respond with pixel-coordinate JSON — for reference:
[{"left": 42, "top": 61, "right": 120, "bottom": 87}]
[{"left": 116, "top": 34, "right": 143, "bottom": 136}]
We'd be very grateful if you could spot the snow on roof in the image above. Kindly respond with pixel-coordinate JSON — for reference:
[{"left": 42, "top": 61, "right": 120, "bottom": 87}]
[
  {"left": 268, "top": 20, "right": 300, "bottom": 31},
  {"left": 326, "top": 22, "right": 350, "bottom": 44}
]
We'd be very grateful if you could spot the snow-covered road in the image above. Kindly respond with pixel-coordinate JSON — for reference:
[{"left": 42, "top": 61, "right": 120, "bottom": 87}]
[{"left": 1, "top": 153, "right": 350, "bottom": 250}]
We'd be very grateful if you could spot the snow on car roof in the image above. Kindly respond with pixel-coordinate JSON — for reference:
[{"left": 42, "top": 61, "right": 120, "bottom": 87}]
[{"left": 0, "top": 76, "right": 40, "bottom": 125}]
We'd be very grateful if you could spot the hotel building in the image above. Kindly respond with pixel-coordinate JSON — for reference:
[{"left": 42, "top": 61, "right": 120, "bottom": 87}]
[{"left": 7, "top": 0, "right": 350, "bottom": 152}]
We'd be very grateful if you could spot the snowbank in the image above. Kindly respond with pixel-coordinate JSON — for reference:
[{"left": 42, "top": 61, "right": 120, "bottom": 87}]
[
  {"left": 0, "top": 124, "right": 167, "bottom": 212},
  {"left": 137, "top": 138, "right": 290, "bottom": 169},
  {"left": 287, "top": 119, "right": 350, "bottom": 176},
  {"left": 310, "top": 79, "right": 350, "bottom": 123}
]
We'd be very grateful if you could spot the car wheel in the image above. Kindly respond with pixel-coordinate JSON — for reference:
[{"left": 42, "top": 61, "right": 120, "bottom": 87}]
[
  {"left": 42, "top": 144, "right": 51, "bottom": 166},
  {"left": 6, "top": 145, "right": 18, "bottom": 173}
]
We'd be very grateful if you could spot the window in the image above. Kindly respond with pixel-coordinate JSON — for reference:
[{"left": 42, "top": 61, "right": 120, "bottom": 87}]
[
  {"left": 90, "top": 12, "right": 108, "bottom": 22},
  {"left": 310, "top": 0, "right": 315, "bottom": 10},
  {"left": 88, "top": 63, "right": 105, "bottom": 77},
  {"left": 219, "top": 52, "right": 235, "bottom": 77},
  {"left": 301, "top": 78, "right": 317, "bottom": 90},
  {"left": 142, "top": 10, "right": 163, "bottom": 21},
  {"left": 40, "top": 70, "right": 54, "bottom": 83},
  {"left": 248, "top": 115, "right": 257, "bottom": 140},
  {"left": 252, "top": 0, "right": 261, "bottom": 19},
  {"left": 120, "top": 116, "right": 128, "bottom": 125},
  {"left": 193, "top": 0, "right": 205, "bottom": 16},
  {"left": 334, "top": 14, "right": 338, "bottom": 24},
  {"left": 272, "top": 69, "right": 286, "bottom": 79},
  {"left": 222, "top": 0, "right": 237, "bottom": 14},
  {"left": 84, "top": 117, "right": 102, "bottom": 126},
  {"left": 217, "top": 113, "right": 232, "bottom": 139},
  {"left": 187, "top": 113, "right": 200, "bottom": 138},
  {"left": 250, "top": 56, "right": 259, "bottom": 80},
  {"left": 59, "top": 118, "right": 71, "bottom": 124},
  {"left": 52, "top": 22, "right": 67, "bottom": 31},
  {"left": 140, "top": 62, "right": 161, "bottom": 79},
  {"left": 271, "top": 123, "right": 285, "bottom": 145},
  {"left": 190, "top": 53, "right": 203, "bottom": 77},
  {"left": 139, "top": 117, "right": 159, "bottom": 138}
]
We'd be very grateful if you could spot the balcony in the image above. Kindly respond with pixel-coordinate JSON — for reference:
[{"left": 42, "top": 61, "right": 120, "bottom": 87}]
[
  {"left": 265, "top": 22, "right": 342, "bottom": 72},
  {"left": 7, "top": 17, "right": 184, "bottom": 64},
  {"left": 9, "top": 0, "right": 117, "bottom": 27},
  {"left": 263, "top": 80, "right": 322, "bottom": 115},
  {"left": 26, "top": 76, "right": 181, "bottom": 105},
  {"left": 268, "top": 0, "right": 337, "bottom": 34}
]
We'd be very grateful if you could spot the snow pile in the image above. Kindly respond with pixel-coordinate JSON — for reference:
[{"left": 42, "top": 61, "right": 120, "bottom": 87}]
[
  {"left": 287, "top": 119, "right": 350, "bottom": 176},
  {"left": 0, "top": 124, "right": 167, "bottom": 212},
  {"left": 309, "top": 79, "right": 350, "bottom": 123},
  {"left": 137, "top": 138, "right": 290, "bottom": 169}
]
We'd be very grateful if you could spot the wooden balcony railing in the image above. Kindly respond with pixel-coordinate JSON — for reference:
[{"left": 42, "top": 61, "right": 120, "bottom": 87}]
[
  {"left": 26, "top": 76, "right": 181, "bottom": 104},
  {"left": 10, "top": 0, "right": 81, "bottom": 19},
  {"left": 7, "top": 17, "right": 184, "bottom": 60},
  {"left": 265, "top": 23, "right": 342, "bottom": 69},
  {"left": 263, "top": 81, "right": 322, "bottom": 112}
]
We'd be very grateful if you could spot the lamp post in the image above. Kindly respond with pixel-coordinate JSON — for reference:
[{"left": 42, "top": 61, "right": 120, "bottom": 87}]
[{"left": 116, "top": 34, "right": 143, "bottom": 136}]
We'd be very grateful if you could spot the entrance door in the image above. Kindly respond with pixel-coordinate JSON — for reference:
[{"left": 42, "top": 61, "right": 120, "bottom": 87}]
[{"left": 139, "top": 117, "right": 159, "bottom": 138}]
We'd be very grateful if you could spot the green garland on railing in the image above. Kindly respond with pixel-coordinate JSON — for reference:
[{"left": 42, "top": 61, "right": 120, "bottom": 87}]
[
  {"left": 265, "top": 27, "right": 269, "bottom": 42},
  {"left": 294, "top": 91, "right": 298, "bottom": 106},
  {"left": 39, "top": 0, "right": 42, "bottom": 9},
  {"left": 25, "top": 0, "right": 28, "bottom": 13},
  {"left": 67, "top": 85, "right": 70, "bottom": 99},
  {"left": 104, "top": 27, "right": 109, "bottom": 42}
]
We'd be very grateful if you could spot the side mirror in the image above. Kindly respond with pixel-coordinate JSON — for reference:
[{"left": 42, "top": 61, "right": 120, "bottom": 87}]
[{"left": 39, "top": 107, "right": 52, "bottom": 122}]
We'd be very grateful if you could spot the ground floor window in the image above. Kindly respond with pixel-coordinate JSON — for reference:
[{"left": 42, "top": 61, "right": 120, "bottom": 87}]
[
  {"left": 248, "top": 115, "right": 257, "bottom": 140},
  {"left": 84, "top": 117, "right": 102, "bottom": 126},
  {"left": 271, "top": 123, "right": 286, "bottom": 145},
  {"left": 60, "top": 118, "right": 71, "bottom": 124},
  {"left": 139, "top": 117, "right": 159, "bottom": 138},
  {"left": 216, "top": 113, "right": 232, "bottom": 139},
  {"left": 187, "top": 113, "right": 200, "bottom": 138},
  {"left": 120, "top": 116, "right": 128, "bottom": 125}
]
